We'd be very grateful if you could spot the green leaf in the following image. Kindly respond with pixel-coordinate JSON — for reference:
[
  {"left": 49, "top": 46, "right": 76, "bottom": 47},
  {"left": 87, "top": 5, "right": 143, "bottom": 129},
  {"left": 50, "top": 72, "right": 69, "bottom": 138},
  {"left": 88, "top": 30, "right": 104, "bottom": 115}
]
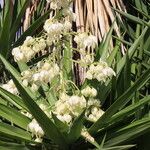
[
  {"left": 123, "top": 52, "right": 131, "bottom": 91},
  {"left": 102, "top": 145, "right": 135, "bottom": 150},
  {"left": 17, "top": 61, "right": 29, "bottom": 72},
  {"left": 112, "top": 8, "right": 150, "bottom": 27},
  {"left": 0, "top": 1, "right": 11, "bottom": 57},
  {"left": 107, "top": 41, "right": 121, "bottom": 66},
  {"left": 0, "top": 146, "right": 29, "bottom": 150},
  {"left": 0, "top": 122, "right": 32, "bottom": 141},
  {"left": 0, "top": 103, "right": 31, "bottom": 130},
  {"left": 10, "top": 1, "right": 30, "bottom": 43},
  {"left": 0, "top": 86, "right": 28, "bottom": 110},
  {"left": 0, "top": 141, "right": 29, "bottom": 150},
  {"left": 101, "top": 21, "right": 115, "bottom": 60},
  {"left": 89, "top": 68, "right": 150, "bottom": 134},
  {"left": 62, "top": 40, "right": 73, "bottom": 80},
  {"left": 95, "top": 35, "right": 105, "bottom": 61},
  {"left": 52, "top": 113, "right": 69, "bottom": 133},
  {"left": 104, "top": 117, "right": 150, "bottom": 147},
  {"left": 67, "top": 110, "right": 85, "bottom": 144},
  {"left": 117, "top": 24, "right": 149, "bottom": 74},
  {"left": 109, "top": 96, "right": 150, "bottom": 124}
]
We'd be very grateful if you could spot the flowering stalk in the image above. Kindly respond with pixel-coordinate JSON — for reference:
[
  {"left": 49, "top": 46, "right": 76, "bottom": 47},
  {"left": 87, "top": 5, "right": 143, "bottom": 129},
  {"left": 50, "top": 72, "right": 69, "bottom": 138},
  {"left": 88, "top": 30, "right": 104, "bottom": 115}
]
[{"left": 0, "top": 0, "right": 116, "bottom": 145}]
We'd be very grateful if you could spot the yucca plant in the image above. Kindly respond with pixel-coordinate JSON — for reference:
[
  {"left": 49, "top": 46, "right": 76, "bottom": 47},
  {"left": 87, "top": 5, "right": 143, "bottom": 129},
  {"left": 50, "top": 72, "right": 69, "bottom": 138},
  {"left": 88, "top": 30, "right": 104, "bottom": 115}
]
[{"left": 0, "top": 0, "right": 150, "bottom": 150}]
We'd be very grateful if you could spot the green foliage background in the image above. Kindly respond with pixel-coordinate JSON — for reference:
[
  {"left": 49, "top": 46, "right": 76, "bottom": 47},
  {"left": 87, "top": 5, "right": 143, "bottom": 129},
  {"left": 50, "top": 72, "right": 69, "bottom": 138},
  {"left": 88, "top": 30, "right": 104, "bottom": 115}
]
[{"left": 0, "top": 0, "right": 149, "bottom": 149}]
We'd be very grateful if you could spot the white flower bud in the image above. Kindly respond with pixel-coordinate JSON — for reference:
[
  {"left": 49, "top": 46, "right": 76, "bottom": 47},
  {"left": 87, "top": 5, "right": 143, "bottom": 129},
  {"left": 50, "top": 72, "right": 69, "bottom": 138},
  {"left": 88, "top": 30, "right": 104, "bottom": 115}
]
[
  {"left": 1, "top": 80, "right": 18, "bottom": 95},
  {"left": 64, "top": 21, "right": 72, "bottom": 31},
  {"left": 86, "top": 71, "right": 93, "bottom": 80},
  {"left": 35, "top": 138, "right": 43, "bottom": 143},
  {"left": 22, "top": 79, "right": 28, "bottom": 87},
  {"left": 28, "top": 119, "right": 44, "bottom": 139},
  {"left": 57, "top": 114, "right": 72, "bottom": 124},
  {"left": 81, "top": 86, "right": 97, "bottom": 97},
  {"left": 81, "top": 129, "right": 95, "bottom": 143},
  {"left": 31, "top": 84, "right": 39, "bottom": 91},
  {"left": 24, "top": 36, "right": 35, "bottom": 46}
]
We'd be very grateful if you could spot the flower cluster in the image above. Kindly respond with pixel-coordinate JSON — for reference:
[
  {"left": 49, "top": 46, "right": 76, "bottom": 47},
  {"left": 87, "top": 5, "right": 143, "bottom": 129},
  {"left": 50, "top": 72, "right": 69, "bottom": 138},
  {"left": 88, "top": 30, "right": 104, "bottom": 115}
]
[
  {"left": 86, "top": 60, "right": 116, "bottom": 82},
  {"left": 74, "top": 33, "right": 97, "bottom": 49},
  {"left": 44, "top": 19, "right": 72, "bottom": 47},
  {"left": 47, "top": 0, "right": 76, "bottom": 22},
  {"left": 1, "top": 79, "right": 18, "bottom": 95},
  {"left": 79, "top": 54, "right": 94, "bottom": 66},
  {"left": 81, "top": 86, "right": 104, "bottom": 122},
  {"left": 54, "top": 93, "right": 86, "bottom": 124},
  {"left": 47, "top": 0, "right": 72, "bottom": 10},
  {"left": 21, "top": 61, "right": 60, "bottom": 91},
  {"left": 12, "top": 36, "right": 46, "bottom": 62},
  {"left": 81, "top": 86, "right": 97, "bottom": 97},
  {"left": 44, "top": 19, "right": 71, "bottom": 37},
  {"left": 87, "top": 106, "right": 104, "bottom": 122},
  {"left": 54, "top": 86, "right": 104, "bottom": 124},
  {"left": 44, "top": 19, "right": 63, "bottom": 36}
]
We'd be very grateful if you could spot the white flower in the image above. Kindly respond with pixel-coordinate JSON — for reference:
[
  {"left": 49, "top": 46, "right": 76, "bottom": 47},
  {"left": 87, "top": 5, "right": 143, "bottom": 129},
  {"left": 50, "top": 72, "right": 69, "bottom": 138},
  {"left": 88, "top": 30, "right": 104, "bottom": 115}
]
[
  {"left": 81, "top": 86, "right": 97, "bottom": 97},
  {"left": 21, "top": 111, "right": 32, "bottom": 118},
  {"left": 31, "top": 62, "right": 60, "bottom": 85},
  {"left": 21, "top": 70, "right": 32, "bottom": 77},
  {"left": 12, "top": 47, "right": 26, "bottom": 62},
  {"left": 12, "top": 45, "right": 35, "bottom": 62},
  {"left": 64, "top": 20, "right": 72, "bottom": 31},
  {"left": 62, "top": 7, "right": 76, "bottom": 21},
  {"left": 50, "top": 2, "right": 58, "bottom": 9},
  {"left": 74, "top": 33, "right": 88, "bottom": 49},
  {"left": 85, "top": 60, "right": 116, "bottom": 82},
  {"left": 88, "top": 107, "right": 104, "bottom": 122},
  {"left": 23, "top": 36, "right": 35, "bottom": 46},
  {"left": 50, "top": 0, "right": 70, "bottom": 9},
  {"left": 1, "top": 80, "right": 18, "bottom": 95},
  {"left": 28, "top": 119, "right": 44, "bottom": 140},
  {"left": 81, "top": 129, "right": 95, "bottom": 143},
  {"left": 83, "top": 35, "right": 97, "bottom": 49},
  {"left": 55, "top": 101, "right": 69, "bottom": 114},
  {"left": 59, "top": 92, "right": 70, "bottom": 101},
  {"left": 22, "top": 79, "right": 28, "bottom": 87},
  {"left": 46, "top": 36, "right": 53, "bottom": 46},
  {"left": 35, "top": 138, "right": 43, "bottom": 143},
  {"left": 42, "top": 62, "right": 51, "bottom": 70},
  {"left": 85, "top": 71, "right": 93, "bottom": 80},
  {"left": 31, "top": 83, "right": 39, "bottom": 91},
  {"left": 39, "top": 70, "right": 50, "bottom": 83},
  {"left": 74, "top": 33, "right": 97, "bottom": 49},
  {"left": 23, "top": 47, "right": 35, "bottom": 61},
  {"left": 96, "top": 109, "right": 104, "bottom": 118},
  {"left": 57, "top": 114, "right": 72, "bottom": 123},
  {"left": 67, "top": 96, "right": 86, "bottom": 116},
  {"left": 46, "top": 0, "right": 51, "bottom": 3},
  {"left": 79, "top": 54, "right": 94, "bottom": 66},
  {"left": 87, "top": 99, "right": 100, "bottom": 107},
  {"left": 44, "top": 19, "right": 64, "bottom": 36},
  {"left": 32, "top": 41, "right": 46, "bottom": 53},
  {"left": 32, "top": 73, "right": 40, "bottom": 82},
  {"left": 53, "top": 64, "right": 60, "bottom": 75}
]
